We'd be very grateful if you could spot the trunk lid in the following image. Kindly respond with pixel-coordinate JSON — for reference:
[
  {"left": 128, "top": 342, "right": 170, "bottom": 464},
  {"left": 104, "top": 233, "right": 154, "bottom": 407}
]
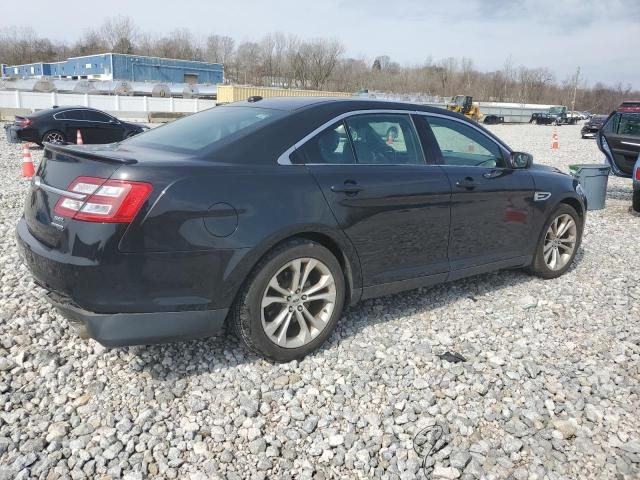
[{"left": 25, "top": 143, "right": 136, "bottom": 248}]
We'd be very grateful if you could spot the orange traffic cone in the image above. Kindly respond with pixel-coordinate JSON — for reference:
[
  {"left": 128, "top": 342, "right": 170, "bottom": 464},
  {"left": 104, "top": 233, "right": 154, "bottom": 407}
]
[
  {"left": 76, "top": 129, "right": 83, "bottom": 145},
  {"left": 22, "top": 143, "right": 35, "bottom": 178},
  {"left": 551, "top": 129, "right": 559, "bottom": 150}
]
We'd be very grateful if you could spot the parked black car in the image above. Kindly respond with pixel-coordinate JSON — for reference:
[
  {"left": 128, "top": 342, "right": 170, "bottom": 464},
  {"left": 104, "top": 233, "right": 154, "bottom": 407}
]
[
  {"left": 16, "top": 97, "right": 587, "bottom": 361},
  {"left": 581, "top": 115, "right": 608, "bottom": 138},
  {"left": 4, "top": 106, "right": 147, "bottom": 145},
  {"left": 597, "top": 101, "right": 640, "bottom": 177},
  {"left": 531, "top": 106, "right": 578, "bottom": 126}
]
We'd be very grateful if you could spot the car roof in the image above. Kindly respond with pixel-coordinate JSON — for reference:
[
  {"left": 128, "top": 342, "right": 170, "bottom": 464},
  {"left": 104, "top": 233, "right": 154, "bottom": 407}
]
[
  {"left": 617, "top": 101, "right": 640, "bottom": 113},
  {"left": 224, "top": 96, "right": 450, "bottom": 115}
]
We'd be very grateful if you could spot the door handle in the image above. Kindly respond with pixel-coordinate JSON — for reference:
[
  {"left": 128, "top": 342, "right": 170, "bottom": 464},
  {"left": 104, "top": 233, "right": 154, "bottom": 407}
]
[
  {"left": 455, "top": 177, "right": 480, "bottom": 189},
  {"left": 331, "top": 181, "right": 362, "bottom": 194},
  {"left": 483, "top": 170, "right": 502, "bottom": 179}
]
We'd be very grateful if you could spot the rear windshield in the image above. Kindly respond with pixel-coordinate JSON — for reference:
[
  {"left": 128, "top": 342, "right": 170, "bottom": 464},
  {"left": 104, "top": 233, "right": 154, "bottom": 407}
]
[{"left": 124, "top": 106, "right": 284, "bottom": 153}]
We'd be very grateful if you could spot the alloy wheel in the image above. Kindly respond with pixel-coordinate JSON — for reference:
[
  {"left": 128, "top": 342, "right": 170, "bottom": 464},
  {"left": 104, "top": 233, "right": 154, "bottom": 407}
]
[
  {"left": 543, "top": 214, "right": 577, "bottom": 270},
  {"left": 44, "top": 132, "right": 64, "bottom": 144},
  {"left": 261, "top": 257, "right": 337, "bottom": 348}
]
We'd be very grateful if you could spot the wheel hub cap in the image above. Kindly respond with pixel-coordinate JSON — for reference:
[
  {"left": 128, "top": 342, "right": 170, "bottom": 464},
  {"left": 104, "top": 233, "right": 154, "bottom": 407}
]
[
  {"left": 543, "top": 214, "right": 577, "bottom": 271},
  {"left": 261, "top": 257, "right": 337, "bottom": 349}
]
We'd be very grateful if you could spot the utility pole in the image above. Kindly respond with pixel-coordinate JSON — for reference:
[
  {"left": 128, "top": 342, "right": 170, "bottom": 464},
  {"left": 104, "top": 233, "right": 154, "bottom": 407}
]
[{"left": 571, "top": 66, "right": 580, "bottom": 111}]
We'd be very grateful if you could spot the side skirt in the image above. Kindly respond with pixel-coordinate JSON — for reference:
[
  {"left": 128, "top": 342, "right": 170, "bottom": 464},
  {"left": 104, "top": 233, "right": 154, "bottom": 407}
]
[{"left": 360, "top": 256, "right": 532, "bottom": 301}]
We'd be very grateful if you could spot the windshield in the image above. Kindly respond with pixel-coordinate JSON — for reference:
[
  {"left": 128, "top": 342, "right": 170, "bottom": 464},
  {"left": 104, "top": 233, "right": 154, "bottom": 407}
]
[
  {"left": 124, "top": 106, "right": 284, "bottom": 153},
  {"left": 549, "top": 107, "right": 564, "bottom": 115}
]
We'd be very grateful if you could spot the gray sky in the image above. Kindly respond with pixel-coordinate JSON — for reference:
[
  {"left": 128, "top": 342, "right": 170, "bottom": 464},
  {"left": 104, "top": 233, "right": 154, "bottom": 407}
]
[{"left": 4, "top": 0, "right": 639, "bottom": 87}]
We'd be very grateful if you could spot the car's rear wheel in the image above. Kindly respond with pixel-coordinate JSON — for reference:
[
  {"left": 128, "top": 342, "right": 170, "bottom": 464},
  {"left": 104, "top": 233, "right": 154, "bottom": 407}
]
[
  {"left": 42, "top": 130, "right": 66, "bottom": 144},
  {"left": 529, "top": 204, "right": 582, "bottom": 279},
  {"left": 231, "top": 239, "right": 345, "bottom": 362}
]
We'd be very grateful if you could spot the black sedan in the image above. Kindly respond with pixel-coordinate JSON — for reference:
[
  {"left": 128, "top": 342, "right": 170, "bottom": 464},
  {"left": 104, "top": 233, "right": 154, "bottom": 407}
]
[
  {"left": 581, "top": 115, "right": 608, "bottom": 138},
  {"left": 16, "top": 97, "right": 587, "bottom": 361},
  {"left": 4, "top": 106, "right": 146, "bottom": 145}
]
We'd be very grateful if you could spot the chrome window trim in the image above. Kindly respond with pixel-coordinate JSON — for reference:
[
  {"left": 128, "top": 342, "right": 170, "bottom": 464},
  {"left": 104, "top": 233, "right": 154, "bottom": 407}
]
[
  {"left": 53, "top": 109, "right": 115, "bottom": 124},
  {"left": 33, "top": 176, "right": 87, "bottom": 200},
  {"left": 278, "top": 109, "right": 425, "bottom": 166},
  {"left": 277, "top": 109, "right": 511, "bottom": 166}
]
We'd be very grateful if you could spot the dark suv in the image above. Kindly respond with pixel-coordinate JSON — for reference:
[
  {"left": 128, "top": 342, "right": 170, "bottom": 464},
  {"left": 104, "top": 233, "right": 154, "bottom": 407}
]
[{"left": 597, "top": 102, "right": 640, "bottom": 177}]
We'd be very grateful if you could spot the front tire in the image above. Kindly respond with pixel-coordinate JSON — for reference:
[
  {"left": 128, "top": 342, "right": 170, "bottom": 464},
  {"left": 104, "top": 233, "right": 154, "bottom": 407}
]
[
  {"left": 231, "top": 239, "right": 345, "bottom": 362},
  {"left": 529, "top": 204, "right": 582, "bottom": 279}
]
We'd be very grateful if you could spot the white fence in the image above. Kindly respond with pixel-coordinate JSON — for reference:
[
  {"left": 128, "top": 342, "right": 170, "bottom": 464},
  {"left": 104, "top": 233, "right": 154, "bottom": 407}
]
[
  {"left": 1, "top": 90, "right": 555, "bottom": 124},
  {"left": 0, "top": 90, "right": 216, "bottom": 115}
]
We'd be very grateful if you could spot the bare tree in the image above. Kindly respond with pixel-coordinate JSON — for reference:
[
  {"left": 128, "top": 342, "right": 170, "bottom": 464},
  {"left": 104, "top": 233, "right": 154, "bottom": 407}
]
[
  {"left": 100, "top": 16, "right": 138, "bottom": 54},
  {"left": 205, "top": 34, "right": 235, "bottom": 64}
]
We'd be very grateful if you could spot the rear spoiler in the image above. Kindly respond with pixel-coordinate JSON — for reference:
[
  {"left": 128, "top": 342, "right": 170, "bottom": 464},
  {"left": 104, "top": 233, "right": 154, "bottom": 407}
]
[{"left": 45, "top": 143, "right": 138, "bottom": 165}]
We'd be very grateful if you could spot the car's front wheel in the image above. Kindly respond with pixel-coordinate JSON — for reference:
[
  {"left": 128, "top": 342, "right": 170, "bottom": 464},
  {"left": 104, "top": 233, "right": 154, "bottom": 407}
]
[
  {"left": 42, "top": 130, "right": 66, "bottom": 144},
  {"left": 231, "top": 239, "right": 345, "bottom": 362},
  {"left": 529, "top": 204, "right": 582, "bottom": 279},
  {"left": 632, "top": 189, "right": 640, "bottom": 213}
]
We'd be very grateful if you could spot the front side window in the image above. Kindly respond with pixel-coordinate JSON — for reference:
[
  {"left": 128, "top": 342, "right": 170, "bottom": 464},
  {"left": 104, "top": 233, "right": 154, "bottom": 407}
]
[
  {"left": 64, "top": 110, "right": 87, "bottom": 121},
  {"left": 296, "top": 121, "right": 356, "bottom": 164},
  {"left": 345, "top": 114, "right": 424, "bottom": 164},
  {"left": 85, "top": 111, "right": 112, "bottom": 123},
  {"left": 424, "top": 116, "right": 505, "bottom": 168}
]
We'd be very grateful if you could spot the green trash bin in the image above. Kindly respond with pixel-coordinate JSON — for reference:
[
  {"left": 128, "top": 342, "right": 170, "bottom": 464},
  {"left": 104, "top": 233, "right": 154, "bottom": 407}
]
[{"left": 568, "top": 164, "right": 611, "bottom": 210}]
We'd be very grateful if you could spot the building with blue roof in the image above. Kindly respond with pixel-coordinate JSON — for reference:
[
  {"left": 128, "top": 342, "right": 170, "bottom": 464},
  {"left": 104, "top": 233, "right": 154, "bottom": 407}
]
[{"left": 1, "top": 53, "right": 223, "bottom": 84}]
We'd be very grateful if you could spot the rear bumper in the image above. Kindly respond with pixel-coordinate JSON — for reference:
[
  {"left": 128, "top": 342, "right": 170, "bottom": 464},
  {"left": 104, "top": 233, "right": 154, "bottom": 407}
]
[
  {"left": 16, "top": 217, "right": 241, "bottom": 345},
  {"left": 44, "top": 290, "right": 227, "bottom": 347},
  {"left": 4, "top": 124, "right": 39, "bottom": 143},
  {"left": 4, "top": 124, "right": 20, "bottom": 143}
]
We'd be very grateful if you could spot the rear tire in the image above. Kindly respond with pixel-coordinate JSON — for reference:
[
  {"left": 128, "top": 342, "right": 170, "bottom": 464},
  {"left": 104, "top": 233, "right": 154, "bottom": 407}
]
[
  {"left": 231, "top": 239, "right": 345, "bottom": 362},
  {"left": 528, "top": 204, "right": 582, "bottom": 279},
  {"left": 42, "top": 130, "right": 66, "bottom": 145}
]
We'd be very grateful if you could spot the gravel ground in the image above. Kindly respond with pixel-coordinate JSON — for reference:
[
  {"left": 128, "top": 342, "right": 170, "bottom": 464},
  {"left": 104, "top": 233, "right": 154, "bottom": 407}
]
[{"left": 0, "top": 122, "right": 638, "bottom": 480}]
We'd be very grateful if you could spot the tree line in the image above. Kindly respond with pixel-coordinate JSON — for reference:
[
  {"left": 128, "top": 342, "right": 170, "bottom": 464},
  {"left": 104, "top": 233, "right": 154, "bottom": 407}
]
[{"left": 1, "top": 17, "right": 637, "bottom": 113}]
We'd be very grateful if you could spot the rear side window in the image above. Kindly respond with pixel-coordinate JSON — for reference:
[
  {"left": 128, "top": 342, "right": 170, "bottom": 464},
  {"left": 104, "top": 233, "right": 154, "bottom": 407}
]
[
  {"left": 345, "top": 114, "right": 424, "bottom": 164},
  {"left": 295, "top": 121, "right": 356, "bottom": 164},
  {"left": 125, "top": 106, "right": 284, "bottom": 153}
]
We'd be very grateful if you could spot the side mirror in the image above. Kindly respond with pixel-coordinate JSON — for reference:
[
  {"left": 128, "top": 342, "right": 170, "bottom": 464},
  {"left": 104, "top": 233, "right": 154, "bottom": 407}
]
[{"left": 511, "top": 151, "right": 533, "bottom": 169}]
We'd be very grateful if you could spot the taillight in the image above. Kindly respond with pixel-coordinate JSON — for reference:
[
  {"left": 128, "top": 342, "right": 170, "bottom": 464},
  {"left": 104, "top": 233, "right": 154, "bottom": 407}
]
[
  {"left": 53, "top": 176, "right": 152, "bottom": 223},
  {"left": 635, "top": 167, "right": 640, "bottom": 181},
  {"left": 18, "top": 118, "right": 33, "bottom": 127}
]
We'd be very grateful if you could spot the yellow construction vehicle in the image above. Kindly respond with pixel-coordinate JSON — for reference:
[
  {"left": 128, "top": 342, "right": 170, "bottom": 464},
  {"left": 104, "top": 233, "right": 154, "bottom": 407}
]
[{"left": 447, "top": 95, "right": 483, "bottom": 122}]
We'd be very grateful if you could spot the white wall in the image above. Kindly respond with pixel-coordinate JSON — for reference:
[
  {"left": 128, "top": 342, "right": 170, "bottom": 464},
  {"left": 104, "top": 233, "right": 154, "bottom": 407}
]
[{"left": 0, "top": 91, "right": 215, "bottom": 115}]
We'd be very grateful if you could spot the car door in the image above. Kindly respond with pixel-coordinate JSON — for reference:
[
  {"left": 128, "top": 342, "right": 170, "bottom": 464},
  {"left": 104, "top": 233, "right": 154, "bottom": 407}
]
[
  {"left": 416, "top": 114, "right": 535, "bottom": 273},
  {"left": 83, "top": 110, "right": 122, "bottom": 143},
  {"left": 58, "top": 109, "right": 87, "bottom": 142},
  {"left": 598, "top": 112, "right": 640, "bottom": 176},
  {"left": 293, "top": 112, "right": 451, "bottom": 289}
]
